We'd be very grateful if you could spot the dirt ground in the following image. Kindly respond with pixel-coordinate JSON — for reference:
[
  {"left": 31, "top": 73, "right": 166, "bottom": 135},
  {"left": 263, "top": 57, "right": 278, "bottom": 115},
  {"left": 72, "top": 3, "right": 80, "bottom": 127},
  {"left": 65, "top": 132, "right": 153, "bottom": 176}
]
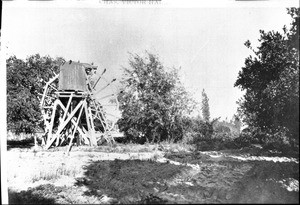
[{"left": 6, "top": 144, "right": 299, "bottom": 204}]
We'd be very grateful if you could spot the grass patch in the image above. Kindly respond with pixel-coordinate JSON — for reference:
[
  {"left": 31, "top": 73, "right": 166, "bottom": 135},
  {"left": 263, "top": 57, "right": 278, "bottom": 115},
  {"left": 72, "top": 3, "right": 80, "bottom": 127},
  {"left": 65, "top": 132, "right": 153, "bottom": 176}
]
[
  {"left": 68, "top": 143, "right": 157, "bottom": 153},
  {"left": 159, "top": 141, "right": 194, "bottom": 153},
  {"left": 164, "top": 151, "right": 212, "bottom": 164},
  {"left": 31, "top": 164, "right": 81, "bottom": 183}
]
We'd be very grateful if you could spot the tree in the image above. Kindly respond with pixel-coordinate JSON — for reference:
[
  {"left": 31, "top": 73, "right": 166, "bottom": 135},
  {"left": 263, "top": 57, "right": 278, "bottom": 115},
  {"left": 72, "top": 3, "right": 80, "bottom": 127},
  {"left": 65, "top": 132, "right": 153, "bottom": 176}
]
[
  {"left": 234, "top": 8, "right": 299, "bottom": 148},
  {"left": 117, "top": 52, "right": 196, "bottom": 143},
  {"left": 201, "top": 89, "right": 210, "bottom": 122},
  {"left": 7, "top": 54, "right": 64, "bottom": 134},
  {"left": 230, "top": 114, "right": 242, "bottom": 134}
]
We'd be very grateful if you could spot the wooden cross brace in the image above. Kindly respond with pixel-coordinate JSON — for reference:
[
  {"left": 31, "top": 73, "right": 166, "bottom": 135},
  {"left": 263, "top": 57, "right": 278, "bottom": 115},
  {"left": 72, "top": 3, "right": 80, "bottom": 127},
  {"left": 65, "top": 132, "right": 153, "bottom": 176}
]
[{"left": 45, "top": 98, "right": 97, "bottom": 150}]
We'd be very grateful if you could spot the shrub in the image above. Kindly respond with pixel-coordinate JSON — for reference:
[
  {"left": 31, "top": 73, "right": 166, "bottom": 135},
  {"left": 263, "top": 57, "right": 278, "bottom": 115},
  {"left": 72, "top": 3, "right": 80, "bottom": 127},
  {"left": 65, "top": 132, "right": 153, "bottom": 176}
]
[
  {"left": 232, "top": 126, "right": 299, "bottom": 156},
  {"left": 233, "top": 130, "right": 253, "bottom": 148},
  {"left": 181, "top": 132, "right": 196, "bottom": 145},
  {"left": 191, "top": 118, "right": 241, "bottom": 151},
  {"left": 262, "top": 127, "right": 298, "bottom": 155}
]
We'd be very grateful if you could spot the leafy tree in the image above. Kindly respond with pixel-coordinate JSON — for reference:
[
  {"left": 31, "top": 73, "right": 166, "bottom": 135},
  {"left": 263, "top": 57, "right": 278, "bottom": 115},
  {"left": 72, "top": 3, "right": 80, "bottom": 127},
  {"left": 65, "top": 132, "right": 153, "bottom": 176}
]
[
  {"left": 201, "top": 89, "right": 210, "bottom": 122},
  {"left": 7, "top": 54, "right": 64, "bottom": 134},
  {"left": 234, "top": 8, "right": 299, "bottom": 149},
  {"left": 117, "top": 52, "right": 196, "bottom": 143}
]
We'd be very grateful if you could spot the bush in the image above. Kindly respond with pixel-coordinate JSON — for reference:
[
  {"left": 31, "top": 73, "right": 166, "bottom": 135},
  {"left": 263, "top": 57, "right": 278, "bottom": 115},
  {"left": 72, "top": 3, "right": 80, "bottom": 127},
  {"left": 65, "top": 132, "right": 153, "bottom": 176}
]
[
  {"left": 193, "top": 135, "right": 213, "bottom": 151},
  {"left": 189, "top": 119, "right": 215, "bottom": 151},
  {"left": 233, "top": 130, "right": 253, "bottom": 148},
  {"left": 181, "top": 132, "right": 196, "bottom": 145},
  {"left": 193, "top": 136, "right": 239, "bottom": 152},
  {"left": 190, "top": 118, "right": 240, "bottom": 151},
  {"left": 262, "top": 127, "right": 298, "bottom": 155},
  {"left": 231, "top": 126, "right": 299, "bottom": 156},
  {"left": 232, "top": 127, "right": 268, "bottom": 149}
]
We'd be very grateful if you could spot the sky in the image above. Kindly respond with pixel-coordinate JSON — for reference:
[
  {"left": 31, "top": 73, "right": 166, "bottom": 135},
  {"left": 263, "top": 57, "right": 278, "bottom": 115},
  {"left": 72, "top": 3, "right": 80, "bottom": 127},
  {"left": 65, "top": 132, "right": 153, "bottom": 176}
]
[{"left": 1, "top": 0, "right": 298, "bottom": 121}]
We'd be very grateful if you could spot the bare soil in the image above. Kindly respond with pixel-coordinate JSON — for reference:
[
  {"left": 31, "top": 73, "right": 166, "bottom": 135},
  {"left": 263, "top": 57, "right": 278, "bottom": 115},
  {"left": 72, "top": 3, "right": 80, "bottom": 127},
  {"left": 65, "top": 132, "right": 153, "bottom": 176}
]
[{"left": 6, "top": 144, "right": 299, "bottom": 204}]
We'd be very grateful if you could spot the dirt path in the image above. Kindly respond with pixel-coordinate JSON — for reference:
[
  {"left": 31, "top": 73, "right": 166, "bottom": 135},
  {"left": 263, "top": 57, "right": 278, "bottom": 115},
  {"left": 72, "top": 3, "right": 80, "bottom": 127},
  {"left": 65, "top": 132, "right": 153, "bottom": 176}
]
[
  {"left": 7, "top": 147, "right": 299, "bottom": 204},
  {"left": 162, "top": 151, "right": 299, "bottom": 203}
]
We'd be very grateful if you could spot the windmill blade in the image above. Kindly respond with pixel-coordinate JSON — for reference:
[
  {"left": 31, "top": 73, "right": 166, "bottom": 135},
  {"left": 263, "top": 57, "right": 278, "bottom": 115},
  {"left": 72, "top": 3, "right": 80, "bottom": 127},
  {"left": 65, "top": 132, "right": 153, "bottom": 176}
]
[
  {"left": 93, "top": 68, "right": 107, "bottom": 89},
  {"left": 96, "top": 93, "right": 116, "bottom": 101},
  {"left": 93, "top": 78, "right": 116, "bottom": 96}
]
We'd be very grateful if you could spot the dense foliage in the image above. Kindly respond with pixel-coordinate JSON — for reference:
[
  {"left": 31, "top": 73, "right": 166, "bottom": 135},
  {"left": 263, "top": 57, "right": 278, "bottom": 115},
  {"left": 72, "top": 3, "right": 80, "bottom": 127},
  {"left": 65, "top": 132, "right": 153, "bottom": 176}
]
[
  {"left": 117, "top": 52, "right": 196, "bottom": 143},
  {"left": 182, "top": 114, "right": 244, "bottom": 151},
  {"left": 179, "top": 89, "right": 241, "bottom": 151},
  {"left": 213, "top": 116, "right": 241, "bottom": 139},
  {"left": 7, "top": 54, "right": 64, "bottom": 134},
  {"left": 234, "top": 8, "right": 299, "bottom": 151}
]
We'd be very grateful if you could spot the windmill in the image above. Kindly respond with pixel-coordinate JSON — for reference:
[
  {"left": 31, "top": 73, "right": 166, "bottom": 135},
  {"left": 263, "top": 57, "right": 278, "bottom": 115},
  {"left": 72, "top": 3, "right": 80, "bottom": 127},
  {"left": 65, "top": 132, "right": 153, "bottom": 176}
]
[{"left": 40, "top": 60, "right": 120, "bottom": 152}]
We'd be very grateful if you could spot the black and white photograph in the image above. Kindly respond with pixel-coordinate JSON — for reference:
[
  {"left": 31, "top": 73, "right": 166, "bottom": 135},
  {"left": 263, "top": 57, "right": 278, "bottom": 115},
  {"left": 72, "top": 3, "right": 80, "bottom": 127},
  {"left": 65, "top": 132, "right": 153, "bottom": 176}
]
[{"left": 1, "top": 0, "right": 299, "bottom": 204}]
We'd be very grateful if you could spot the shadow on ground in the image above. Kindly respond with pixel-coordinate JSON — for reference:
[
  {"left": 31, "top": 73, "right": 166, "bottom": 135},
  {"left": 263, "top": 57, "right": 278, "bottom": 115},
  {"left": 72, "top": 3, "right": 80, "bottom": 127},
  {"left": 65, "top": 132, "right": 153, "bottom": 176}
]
[
  {"left": 73, "top": 153, "right": 299, "bottom": 204},
  {"left": 232, "top": 161, "right": 299, "bottom": 204},
  {"left": 7, "top": 149, "right": 299, "bottom": 204},
  {"left": 7, "top": 138, "right": 35, "bottom": 150},
  {"left": 76, "top": 159, "right": 187, "bottom": 204},
  {"left": 8, "top": 186, "right": 56, "bottom": 204},
  {"left": 166, "top": 151, "right": 299, "bottom": 203}
]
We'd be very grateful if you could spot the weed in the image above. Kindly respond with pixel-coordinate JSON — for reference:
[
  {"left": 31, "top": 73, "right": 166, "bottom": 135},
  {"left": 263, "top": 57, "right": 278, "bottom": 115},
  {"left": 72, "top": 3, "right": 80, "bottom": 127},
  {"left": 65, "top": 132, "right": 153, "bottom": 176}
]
[
  {"left": 33, "top": 149, "right": 37, "bottom": 157},
  {"left": 139, "top": 193, "right": 168, "bottom": 204},
  {"left": 87, "top": 154, "right": 95, "bottom": 158},
  {"left": 122, "top": 147, "right": 131, "bottom": 153},
  {"left": 149, "top": 152, "right": 160, "bottom": 161},
  {"left": 129, "top": 155, "right": 136, "bottom": 160},
  {"left": 31, "top": 164, "right": 81, "bottom": 183}
]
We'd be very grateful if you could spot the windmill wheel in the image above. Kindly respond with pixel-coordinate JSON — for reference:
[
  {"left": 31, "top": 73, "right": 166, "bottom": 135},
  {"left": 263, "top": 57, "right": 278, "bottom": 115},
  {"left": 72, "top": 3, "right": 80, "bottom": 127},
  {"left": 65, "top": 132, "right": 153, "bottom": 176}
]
[
  {"left": 39, "top": 73, "right": 59, "bottom": 145},
  {"left": 87, "top": 69, "right": 121, "bottom": 144}
]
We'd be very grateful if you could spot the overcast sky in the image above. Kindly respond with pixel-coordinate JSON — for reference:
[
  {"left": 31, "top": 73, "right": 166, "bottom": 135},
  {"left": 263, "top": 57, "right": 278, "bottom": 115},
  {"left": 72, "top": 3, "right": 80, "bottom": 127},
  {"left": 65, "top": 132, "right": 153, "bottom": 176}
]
[{"left": 2, "top": 1, "right": 298, "bottom": 120}]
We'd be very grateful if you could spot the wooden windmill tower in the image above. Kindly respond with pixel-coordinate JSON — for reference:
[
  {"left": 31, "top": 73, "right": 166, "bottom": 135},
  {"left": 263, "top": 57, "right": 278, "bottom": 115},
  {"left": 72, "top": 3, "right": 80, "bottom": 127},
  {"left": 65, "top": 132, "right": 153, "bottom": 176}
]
[{"left": 40, "top": 60, "right": 120, "bottom": 152}]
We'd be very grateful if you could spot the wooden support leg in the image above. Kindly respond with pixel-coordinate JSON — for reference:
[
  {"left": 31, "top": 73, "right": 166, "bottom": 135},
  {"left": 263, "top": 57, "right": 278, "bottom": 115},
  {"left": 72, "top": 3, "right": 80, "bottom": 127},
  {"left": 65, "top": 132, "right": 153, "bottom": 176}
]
[
  {"left": 45, "top": 100, "right": 84, "bottom": 150},
  {"left": 88, "top": 106, "right": 97, "bottom": 146},
  {"left": 34, "top": 134, "right": 37, "bottom": 147},
  {"left": 41, "top": 136, "right": 46, "bottom": 146},
  {"left": 57, "top": 99, "right": 90, "bottom": 145},
  {"left": 59, "top": 133, "right": 66, "bottom": 146},
  {"left": 45, "top": 100, "right": 59, "bottom": 149},
  {"left": 56, "top": 117, "right": 63, "bottom": 147},
  {"left": 84, "top": 102, "right": 92, "bottom": 146},
  {"left": 56, "top": 95, "right": 73, "bottom": 147},
  {"left": 67, "top": 102, "right": 84, "bottom": 154},
  {"left": 62, "top": 93, "right": 73, "bottom": 121},
  {"left": 84, "top": 101, "right": 92, "bottom": 132},
  {"left": 84, "top": 102, "right": 97, "bottom": 146}
]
